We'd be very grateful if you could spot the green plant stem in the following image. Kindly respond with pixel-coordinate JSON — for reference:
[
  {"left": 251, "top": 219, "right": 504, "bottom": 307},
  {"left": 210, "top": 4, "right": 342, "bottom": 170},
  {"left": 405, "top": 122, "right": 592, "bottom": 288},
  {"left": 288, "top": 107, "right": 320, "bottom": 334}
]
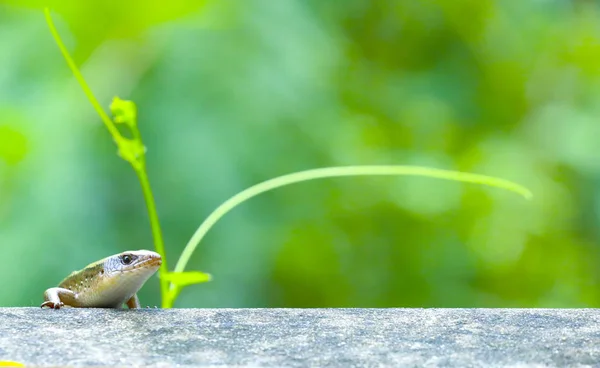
[
  {"left": 44, "top": 8, "right": 122, "bottom": 142},
  {"left": 174, "top": 165, "right": 533, "bottom": 276},
  {"left": 134, "top": 165, "right": 169, "bottom": 307}
]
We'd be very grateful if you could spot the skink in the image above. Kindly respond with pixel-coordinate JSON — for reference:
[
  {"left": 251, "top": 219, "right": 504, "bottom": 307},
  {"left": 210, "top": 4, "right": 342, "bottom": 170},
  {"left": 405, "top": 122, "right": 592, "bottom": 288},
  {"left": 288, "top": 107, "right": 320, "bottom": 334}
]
[{"left": 41, "top": 250, "right": 161, "bottom": 309}]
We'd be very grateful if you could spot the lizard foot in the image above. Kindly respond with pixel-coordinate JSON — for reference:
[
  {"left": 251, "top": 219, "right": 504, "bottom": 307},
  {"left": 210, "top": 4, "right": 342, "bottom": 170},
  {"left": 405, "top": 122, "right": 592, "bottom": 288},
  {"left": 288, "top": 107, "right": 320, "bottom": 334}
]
[{"left": 40, "top": 301, "right": 64, "bottom": 309}]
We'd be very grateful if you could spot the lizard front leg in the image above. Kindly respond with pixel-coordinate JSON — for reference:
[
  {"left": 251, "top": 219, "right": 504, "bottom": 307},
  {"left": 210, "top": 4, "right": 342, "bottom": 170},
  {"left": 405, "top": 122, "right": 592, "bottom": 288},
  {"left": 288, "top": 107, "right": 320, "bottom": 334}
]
[
  {"left": 126, "top": 294, "right": 140, "bottom": 309},
  {"left": 41, "top": 287, "right": 77, "bottom": 309}
]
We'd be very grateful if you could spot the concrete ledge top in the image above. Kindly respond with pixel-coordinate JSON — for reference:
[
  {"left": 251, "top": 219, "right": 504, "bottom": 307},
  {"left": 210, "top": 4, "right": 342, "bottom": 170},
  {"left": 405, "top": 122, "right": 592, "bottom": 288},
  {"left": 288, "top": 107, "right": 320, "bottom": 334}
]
[{"left": 1, "top": 308, "right": 599, "bottom": 367}]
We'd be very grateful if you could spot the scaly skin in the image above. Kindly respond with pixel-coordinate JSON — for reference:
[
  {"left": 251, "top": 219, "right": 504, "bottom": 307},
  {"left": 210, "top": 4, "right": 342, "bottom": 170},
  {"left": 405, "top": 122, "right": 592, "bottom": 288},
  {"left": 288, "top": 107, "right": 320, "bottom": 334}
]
[{"left": 41, "top": 250, "right": 162, "bottom": 309}]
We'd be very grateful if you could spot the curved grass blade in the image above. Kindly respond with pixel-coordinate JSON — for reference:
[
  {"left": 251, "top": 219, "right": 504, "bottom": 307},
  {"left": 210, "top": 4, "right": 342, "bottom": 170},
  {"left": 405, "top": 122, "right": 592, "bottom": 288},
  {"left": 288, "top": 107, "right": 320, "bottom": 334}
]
[{"left": 174, "top": 165, "right": 532, "bottom": 274}]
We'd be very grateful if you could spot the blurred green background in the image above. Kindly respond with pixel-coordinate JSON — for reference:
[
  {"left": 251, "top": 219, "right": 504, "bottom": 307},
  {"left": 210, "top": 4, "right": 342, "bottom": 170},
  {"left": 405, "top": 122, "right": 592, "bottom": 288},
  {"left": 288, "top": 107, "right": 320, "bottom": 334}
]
[{"left": 1, "top": 0, "right": 599, "bottom": 308}]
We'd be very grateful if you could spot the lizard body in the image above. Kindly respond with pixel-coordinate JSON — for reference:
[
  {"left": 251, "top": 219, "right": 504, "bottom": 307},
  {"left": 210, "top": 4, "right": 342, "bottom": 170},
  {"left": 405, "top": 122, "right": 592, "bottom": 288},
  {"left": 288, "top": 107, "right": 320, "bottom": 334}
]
[{"left": 41, "top": 250, "right": 162, "bottom": 309}]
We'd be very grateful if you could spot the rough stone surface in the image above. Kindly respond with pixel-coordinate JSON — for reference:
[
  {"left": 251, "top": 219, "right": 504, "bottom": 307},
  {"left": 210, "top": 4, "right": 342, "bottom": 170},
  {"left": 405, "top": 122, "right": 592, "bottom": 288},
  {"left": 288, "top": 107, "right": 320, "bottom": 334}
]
[{"left": 1, "top": 308, "right": 599, "bottom": 367}]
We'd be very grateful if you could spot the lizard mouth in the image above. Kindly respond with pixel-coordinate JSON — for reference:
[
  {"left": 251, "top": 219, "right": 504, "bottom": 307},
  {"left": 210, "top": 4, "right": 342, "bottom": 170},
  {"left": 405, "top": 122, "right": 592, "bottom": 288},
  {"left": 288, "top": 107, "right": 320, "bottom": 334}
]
[{"left": 142, "top": 255, "right": 162, "bottom": 268}]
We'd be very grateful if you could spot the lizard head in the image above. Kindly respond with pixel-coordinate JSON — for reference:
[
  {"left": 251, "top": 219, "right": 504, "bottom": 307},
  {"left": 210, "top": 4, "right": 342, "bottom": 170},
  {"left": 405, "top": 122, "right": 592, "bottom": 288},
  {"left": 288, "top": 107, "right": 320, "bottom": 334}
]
[{"left": 101, "top": 249, "right": 162, "bottom": 303}]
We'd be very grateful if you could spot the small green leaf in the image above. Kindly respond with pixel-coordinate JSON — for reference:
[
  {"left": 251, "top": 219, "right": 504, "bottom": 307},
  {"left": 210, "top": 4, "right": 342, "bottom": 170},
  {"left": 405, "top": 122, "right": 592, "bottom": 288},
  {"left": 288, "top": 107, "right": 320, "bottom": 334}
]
[
  {"left": 117, "top": 138, "right": 146, "bottom": 166},
  {"left": 162, "top": 271, "right": 212, "bottom": 287},
  {"left": 162, "top": 271, "right": 212, "bottom": 306},
  {"left": 110, "top": 97, "right": 137, "bottom": 127}
]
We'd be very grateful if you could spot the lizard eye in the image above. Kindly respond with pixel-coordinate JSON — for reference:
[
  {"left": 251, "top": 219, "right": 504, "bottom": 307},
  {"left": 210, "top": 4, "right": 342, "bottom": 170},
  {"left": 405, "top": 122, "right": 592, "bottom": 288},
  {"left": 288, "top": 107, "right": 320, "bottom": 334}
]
[{"left": 121, "top": 254, "right": 133, "bottom": 265}]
